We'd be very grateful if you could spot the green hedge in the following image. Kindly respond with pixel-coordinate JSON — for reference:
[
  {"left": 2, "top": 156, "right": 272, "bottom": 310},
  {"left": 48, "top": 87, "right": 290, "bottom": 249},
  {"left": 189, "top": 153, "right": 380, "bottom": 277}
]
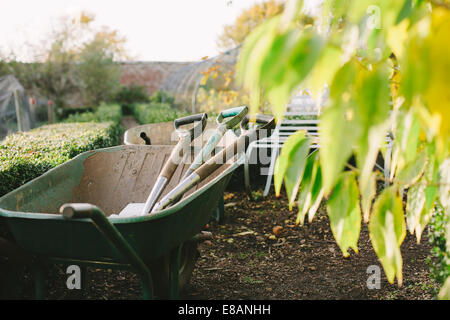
[
  {"left": 64, "top": 103, "right": 123, "bottom": 124},
  {"left": 0, "top": 122, "right": 120, "bottom": 197},
  {"left": 133, "top": 103, "right": 190, "bottom": 124}
]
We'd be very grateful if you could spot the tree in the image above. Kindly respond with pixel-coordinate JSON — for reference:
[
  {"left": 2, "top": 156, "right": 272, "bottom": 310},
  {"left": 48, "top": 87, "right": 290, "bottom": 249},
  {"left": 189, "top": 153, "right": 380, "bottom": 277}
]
[
  {"left": 1, "top": 11, "right": 127, "bottom": 109},
  {"left": 217, "top": 0, "right": 284, "bottom": 50},
  {"left": 237, "top": 0, "right": 450, "bottom": 298},
  {"left": 77, "top": 33, "right": 122, "bottom": 106}
]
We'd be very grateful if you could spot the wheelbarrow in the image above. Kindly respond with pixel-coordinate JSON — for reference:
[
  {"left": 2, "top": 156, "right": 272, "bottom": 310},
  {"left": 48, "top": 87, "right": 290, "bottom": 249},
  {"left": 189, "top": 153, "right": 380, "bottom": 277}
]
[{"left": 0, "top": 144, "right": 243, "bottom": 300}]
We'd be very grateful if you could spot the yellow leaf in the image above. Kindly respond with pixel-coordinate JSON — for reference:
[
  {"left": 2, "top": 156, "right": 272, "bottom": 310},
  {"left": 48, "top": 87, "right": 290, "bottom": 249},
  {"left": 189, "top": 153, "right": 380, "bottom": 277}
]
[
  {"left": 387, "top": 19, "right": 409, "bottom": 59},
  {"left": 423, "top": 10, "right": 450, "bottom": 157},
  {"left": 369, "top": 188, "right": 406, "bottom": 286}
]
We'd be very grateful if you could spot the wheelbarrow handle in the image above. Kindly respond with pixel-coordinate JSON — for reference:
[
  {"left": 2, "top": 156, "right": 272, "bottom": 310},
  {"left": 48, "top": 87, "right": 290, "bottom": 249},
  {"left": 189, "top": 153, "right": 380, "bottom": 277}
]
[
  {"left": 60, "top": 203, "right": 154, "bottom": 299},
  {"left": 140, "top": 132, "right": 151, "bottom": 145},
  {"left": 217, "top": 106, "right": 249, "bottom": 129},
  {"left": 61, "top": 203, "right": 97, "bottom": 219},
  {"left": 174, "top": 113, "right": 208, "bottom": 140}
]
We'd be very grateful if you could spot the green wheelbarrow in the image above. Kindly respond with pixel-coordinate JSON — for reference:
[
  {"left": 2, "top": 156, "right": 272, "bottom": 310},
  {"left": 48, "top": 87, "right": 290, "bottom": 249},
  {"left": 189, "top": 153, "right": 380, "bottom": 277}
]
[{"left": 0, "top": 144, "right": 243, "bottom": 300}]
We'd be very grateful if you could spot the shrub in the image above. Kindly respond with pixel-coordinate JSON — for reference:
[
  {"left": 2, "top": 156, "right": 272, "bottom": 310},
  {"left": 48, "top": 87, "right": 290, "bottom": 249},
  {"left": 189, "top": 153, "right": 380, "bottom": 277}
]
[
  {"left": 150, "top": 90, "right": 175, "bottom": 105},
  {"left": 60, "top": 106, "right": 95, "bottom": 120},
  {"left": 64, "top": 103, "right": 122, "bottom": 125},
  {"left": 114, "top": 84, "right": 150, "bottom": 115},
  {"left": 0, "top": 122, "right": 120, "bottom": 197},
  {"left": 115, "top": 84, "right": 149, "bottom": 104},
  {"left": 133, "top": 103, "right": 190, "bottom": 124}
]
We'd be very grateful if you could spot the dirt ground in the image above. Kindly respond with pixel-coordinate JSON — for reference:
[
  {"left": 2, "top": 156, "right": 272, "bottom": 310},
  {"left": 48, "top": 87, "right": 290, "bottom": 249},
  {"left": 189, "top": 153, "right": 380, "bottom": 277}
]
[
  {"left": 185, "top": 189, "right": 438, "bottom": 300},
  {"left": 5, "top": 185, "right": 438, "bottom": 300}
]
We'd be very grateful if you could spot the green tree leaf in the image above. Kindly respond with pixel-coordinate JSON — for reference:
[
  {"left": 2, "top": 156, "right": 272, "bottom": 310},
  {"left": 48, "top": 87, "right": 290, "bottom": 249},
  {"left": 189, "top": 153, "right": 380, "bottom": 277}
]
[
  {"left": 264, "top": 29, "right": 325, "bottom": 119},
  {"left": 395, "top": 151, "right": 427, "bottom": 189},
  {"left": 274, "top": 131, "right": 310, "bottom": 209},
  {"left": 369, "top": 187, "right": 406, "bottom": 285},
  {"left": 274, "top": 130, "right": 306, "bottom": 197},
  {"left": 319, "top": 61, "right": 362, "bottom": 194},
  {"left": 319, "top": 104, "right": 359, "bottom": 194},
  {"left": 439, "top": 158, "right": 450, "bottom": 215},
  {"left": 296, "top": 152, "right": 318, "bottom": 225},
  {"left": 326, "top": 171, "right": 361, "bottom": 257},
  {"left": 308, "top": 162, "right": 325, "bottom": 223},
  {"left": 406, "top": 179, "right": 426, "bottom": 235},
  {"left": 305, "top": 45, "right": 343, "bottom": 105},
  {"left": 361, "top": 171, "right": 377, "bottom": 223},
  {"left": 395, "top": 0, "right": 413, "bottom": 25},
  {"left": 390, "top": 109, "right": 421, "bottom": 180},
  {"left": 354, "top": 63, "right": 391, "bottom": 191}
]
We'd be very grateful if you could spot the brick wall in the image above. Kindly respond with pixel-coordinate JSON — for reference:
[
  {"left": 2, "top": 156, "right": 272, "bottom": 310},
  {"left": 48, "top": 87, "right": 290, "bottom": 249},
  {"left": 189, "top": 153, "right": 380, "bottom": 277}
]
[{"left": 119, "top": 61, "right": 190, "bottom": 95}]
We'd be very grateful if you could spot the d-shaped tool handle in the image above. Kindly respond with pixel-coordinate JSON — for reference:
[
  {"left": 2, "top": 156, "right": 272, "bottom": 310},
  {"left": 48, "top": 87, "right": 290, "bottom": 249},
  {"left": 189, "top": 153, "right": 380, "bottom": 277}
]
[
  {"left": 174, "top": 113, "right": 208, "bottom": 140},
  {"left": 216, "top": 106, "right": 249, "bottom": 129},
  {"left": 240, "top": 114, "right": 276, "bottom": 134}
]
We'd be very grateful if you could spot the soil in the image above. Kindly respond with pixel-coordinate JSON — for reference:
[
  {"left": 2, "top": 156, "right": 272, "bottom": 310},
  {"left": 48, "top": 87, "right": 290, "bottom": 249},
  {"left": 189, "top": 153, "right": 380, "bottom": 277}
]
[
  {"left": 4, "top": 186, "right": 438, "bottom": 300},
  {"left": 186, "top": 189, "right": 439, "bottom": 300}
]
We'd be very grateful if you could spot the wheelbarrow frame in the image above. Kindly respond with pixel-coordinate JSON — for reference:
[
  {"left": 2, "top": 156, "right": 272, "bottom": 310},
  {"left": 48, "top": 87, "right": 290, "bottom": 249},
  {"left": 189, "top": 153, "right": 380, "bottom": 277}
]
[{"left": 0, "top": 145, "right": 243, "bottom": 299}]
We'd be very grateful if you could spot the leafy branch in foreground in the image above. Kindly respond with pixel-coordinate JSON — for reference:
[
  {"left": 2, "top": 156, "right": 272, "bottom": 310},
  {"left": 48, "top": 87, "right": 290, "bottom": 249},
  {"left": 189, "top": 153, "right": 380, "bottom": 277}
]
[{"left": 237, "top": 0, "right": 449, "bottom": 298}]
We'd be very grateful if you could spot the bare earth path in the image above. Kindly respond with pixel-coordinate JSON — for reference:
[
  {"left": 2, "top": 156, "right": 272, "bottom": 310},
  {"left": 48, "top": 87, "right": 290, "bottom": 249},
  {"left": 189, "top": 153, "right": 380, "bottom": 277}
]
[{"left": 119, "top": 115, "right": 140, "bottom": 144}]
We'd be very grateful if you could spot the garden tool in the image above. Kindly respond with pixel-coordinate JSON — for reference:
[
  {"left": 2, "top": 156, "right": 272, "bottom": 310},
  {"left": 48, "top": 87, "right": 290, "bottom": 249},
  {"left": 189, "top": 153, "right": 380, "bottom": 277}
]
[
  {"left": 180, "top": 106, "right": 248, "bottom": 181},
  {"left": 151, "top": 114, "right": 276, "bottom": 213},
  {"left": 118, "top": 113, "right": 208, "bottom": 217}
]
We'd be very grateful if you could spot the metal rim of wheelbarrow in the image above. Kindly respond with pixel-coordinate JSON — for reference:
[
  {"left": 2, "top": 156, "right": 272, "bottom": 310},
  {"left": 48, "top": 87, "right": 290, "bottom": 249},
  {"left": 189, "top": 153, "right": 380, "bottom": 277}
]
[{"left": 0, "top": 146, "right": 245, "bottom": 224}]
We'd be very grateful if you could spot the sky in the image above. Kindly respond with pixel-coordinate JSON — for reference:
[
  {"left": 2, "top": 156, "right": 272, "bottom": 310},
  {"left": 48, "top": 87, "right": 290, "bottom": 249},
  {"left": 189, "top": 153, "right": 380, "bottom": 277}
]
[{"left": 0, "top": 0, "right": 263, "bottom": 62}]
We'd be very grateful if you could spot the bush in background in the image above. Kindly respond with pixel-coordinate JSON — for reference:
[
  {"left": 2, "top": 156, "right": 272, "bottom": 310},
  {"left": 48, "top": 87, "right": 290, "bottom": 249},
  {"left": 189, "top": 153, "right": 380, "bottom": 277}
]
[
  {"left": 114, "top": 84, "right": 149, "bottom": 115},
  {"left": 133, "top": 103, "right": 190, "bottom": 124},
  {"left": 0, "top": 122, "right": 120, "bottom": 197},
  {"left": 150, "top": 90, "right": 175, "bottom": 105},
  {"left": 64, "top": 103, "right": 122, "bottom": 125}
]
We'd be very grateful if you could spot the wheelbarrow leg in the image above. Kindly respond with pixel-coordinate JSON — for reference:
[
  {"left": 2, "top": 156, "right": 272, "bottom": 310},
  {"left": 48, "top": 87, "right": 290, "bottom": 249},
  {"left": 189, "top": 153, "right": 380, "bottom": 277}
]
[
  {"left": 213, "top": 195, "right": 225, "bottom": 224},
  {"left": 76, "top": 266, "right": 87, "bottom": 299},
  {"left": 141, "top": 278, "right": 153, "bottom": 300},
  {"left": 168, "top": 245, "right": 181, "bottom": 300},
  {"left": 61, "top": 203, "right": 155, "bottom": 300},
  {"left": 32, "top": 263, "right": 46, "bottom": 300}
]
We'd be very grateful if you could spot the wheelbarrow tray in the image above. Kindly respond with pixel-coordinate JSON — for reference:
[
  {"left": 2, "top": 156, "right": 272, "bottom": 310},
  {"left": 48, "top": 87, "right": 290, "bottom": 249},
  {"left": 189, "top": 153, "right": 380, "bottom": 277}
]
[
  {"left": 0, "top": 145, "right": 240, "bottom": 264},
  {"left": 124, "top": 120, "right": 237, "bottom": 148}
]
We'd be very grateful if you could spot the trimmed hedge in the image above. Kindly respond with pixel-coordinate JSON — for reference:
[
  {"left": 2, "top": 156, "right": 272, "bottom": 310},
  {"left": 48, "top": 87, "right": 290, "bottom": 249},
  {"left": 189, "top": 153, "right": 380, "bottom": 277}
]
[
  {"left": 0, "top": 122, "right": 120, "bottom": 197},
  {"left": 64, "top": 103, "right": 123, "bottom": 125},
  {"left": 133, "top": 103, "right": 190, "bottom": 124}
]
